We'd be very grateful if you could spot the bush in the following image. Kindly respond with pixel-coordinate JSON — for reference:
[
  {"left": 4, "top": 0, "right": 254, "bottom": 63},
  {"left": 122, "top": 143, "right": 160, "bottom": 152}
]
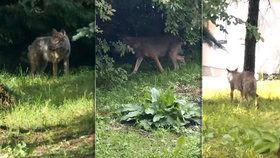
[
  {"left": 96, "top": 38, "right": 128, "bottom": 87},
  {"left": 120, "top": 87, "right": 201, "bottom": 132}
]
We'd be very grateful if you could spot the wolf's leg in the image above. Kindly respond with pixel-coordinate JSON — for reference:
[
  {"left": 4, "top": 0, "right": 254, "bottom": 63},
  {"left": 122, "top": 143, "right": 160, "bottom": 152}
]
[
  {"left": 30, "top": 62, "right": 36, "bottom": 76},
  {"left": 177, "top": 55, "right": 185, "bottom": 63},
  {"left": 243, "top": 88, "right": 250, "bottom": 101},
  {"left": 240, "top": 90, "right": 245, "bottom": 101},
  {"left": 52, "top": 61, "right": 58, "bottom": 76},
  {"left": 132, "top": 57, "right": 143, "bottom": 74},
  {"left": 251, "top": 92, "right": 259, "bottom": 108},
  {"left": 254, "top": 95, "right": 258, "bottom": 108},
  {"left": 169, "top": 50, "right": 177, "bottom": 70},
  {"left": 154, "top": 56, "right": 164, "bottom": 72},
  {"left": 29, "top": 53, "right": 41, "bottom": 75},
  {"left": 29, "top": 57, "right": 36, "bottom": 75},
  {"left": 170, "top": 55, "right": 179, "bottom": 70},
  {"left": 230, "top": 90, "right": 234, "bottom": 102},
  {"left": 63, "top": 57, "right": 69, "bottom": 75},
  {"left": 169, "top": 48, "right": 183, "bottom": 70},
  {"left": 245, "top": 93, "right": 248, "bottom": 101},
  {"left": 40, "top": 59, "right": 48, "bottom": 73}
]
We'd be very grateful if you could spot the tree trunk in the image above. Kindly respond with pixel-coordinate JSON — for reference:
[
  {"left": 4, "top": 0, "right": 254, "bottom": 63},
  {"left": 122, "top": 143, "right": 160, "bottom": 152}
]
[{"left": 243, "top": 0, "right": 260, "bottom": 72}]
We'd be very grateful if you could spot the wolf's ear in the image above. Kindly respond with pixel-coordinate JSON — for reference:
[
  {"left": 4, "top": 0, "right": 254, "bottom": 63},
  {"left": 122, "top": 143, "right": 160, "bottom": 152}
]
[
  {"left": 52, "top": 28, "right": 58, "bottom": 34},
  {"left": 234, "top": 68, "right": 238, "bottom": 72},
  {"left": 226, "top": 68, "right": 230, "bottom": 72},
  {"left": 60, "top": 29, "right": 66, "bottom": 35}
]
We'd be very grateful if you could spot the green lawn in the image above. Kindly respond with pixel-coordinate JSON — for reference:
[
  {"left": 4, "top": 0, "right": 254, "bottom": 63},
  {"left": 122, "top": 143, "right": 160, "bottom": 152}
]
[
  {"left": 96, "top": 61, "right": 202, "bottom": 158},
  {"left": 0, "top": 69, "right": 94, "bottom": 157},
  {"left": 203, "top": 79, "right": 280, "bottom": 158}
]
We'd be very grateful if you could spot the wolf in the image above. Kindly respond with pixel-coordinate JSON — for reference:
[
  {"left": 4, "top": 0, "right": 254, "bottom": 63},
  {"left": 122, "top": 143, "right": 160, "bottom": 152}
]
[
  {"left": 226, "top": 68, "right": 258, "bottom": 106},
  {"left": 28, "top": 29, "right": 71, "bottom": 76},
  {"left": 122, "top": 36, "right": 185, "bottom": 73}
]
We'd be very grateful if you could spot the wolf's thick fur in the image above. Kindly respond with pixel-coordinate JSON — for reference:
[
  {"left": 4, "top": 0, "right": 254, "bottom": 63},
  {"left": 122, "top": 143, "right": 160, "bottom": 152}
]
[
  {"left": 123, "top": 36, "right": 185, "bottom": 73},
  {"left": 226, "top": 68, "right": 258, "bottom": 105},
  {"left": 28, "top": 29, "right": 71, "bottom": 76}
]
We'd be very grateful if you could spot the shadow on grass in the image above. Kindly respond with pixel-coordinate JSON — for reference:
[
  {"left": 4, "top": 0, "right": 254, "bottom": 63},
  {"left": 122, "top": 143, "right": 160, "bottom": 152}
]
[{"left": 27, "top": 110, "right": 94, "bottom": 157}]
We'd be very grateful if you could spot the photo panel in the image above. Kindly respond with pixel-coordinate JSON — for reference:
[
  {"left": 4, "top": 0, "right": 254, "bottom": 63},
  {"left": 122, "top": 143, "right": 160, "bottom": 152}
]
[
  {"left": 96, "top": 0, "right": 203, "bottom": 157},
  {"left": 203, "top": 0, "right": 280, "bottom": 157},
  {"left": 0, "top": 1, "right": 94, "bottom": 157}
]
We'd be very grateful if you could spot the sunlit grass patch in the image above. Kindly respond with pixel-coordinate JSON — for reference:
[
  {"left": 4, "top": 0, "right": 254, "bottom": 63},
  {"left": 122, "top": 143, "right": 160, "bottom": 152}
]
[
  {"left": 203, "top": 79, "right": 280, "bottom": 158},
  {"left": 3, "top": 98, "right": 93, "bottom": 129},
  {"left": 96, "top": 119, "right": 201, "bottom": 158}
]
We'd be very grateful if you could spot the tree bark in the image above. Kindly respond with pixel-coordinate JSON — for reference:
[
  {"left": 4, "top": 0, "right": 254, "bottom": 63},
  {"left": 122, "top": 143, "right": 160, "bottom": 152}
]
[{"left": 243, "top": 0, "right": 260, "bottom": 72}]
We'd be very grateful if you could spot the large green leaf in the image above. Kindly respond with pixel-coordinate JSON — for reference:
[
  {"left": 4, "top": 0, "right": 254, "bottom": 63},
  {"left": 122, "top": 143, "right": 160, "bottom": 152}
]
[
  {"left": 121, "top": 110, "right": 143, "bottom": 121},
  {"left": 151, "top": 87, "right": 160, "bottom": 103},
  {"left": 175, "top": 99, "right": 187, "bottom": 106},
  {"left": 145, "top": 107, "right": 155, "bottom": 115},
  {"left": 166, "top": 116, "right": 176, "bottom": 125},
  {"left": 121, "top": 104, "right": 143, "bottom": 112},
  {"left": 139, "top": 120, "right": 152, "bottom": 130},
  {"left": 153, "top": 114, "right": 165, "bottom": 122},
  {"left": 160, "top": 89, "right": 175, "bottom": 106}
]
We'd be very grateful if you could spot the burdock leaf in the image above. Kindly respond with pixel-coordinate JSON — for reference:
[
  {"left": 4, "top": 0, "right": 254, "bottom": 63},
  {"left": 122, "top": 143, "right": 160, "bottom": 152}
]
[{"left": 151, "top": 88, "right": 160, "bottom": 102}]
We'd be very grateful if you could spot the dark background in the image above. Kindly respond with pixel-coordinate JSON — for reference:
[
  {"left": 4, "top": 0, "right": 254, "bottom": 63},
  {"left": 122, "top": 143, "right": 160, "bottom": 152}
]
[
  {"left": 97, "top": 0, "right": 201, "bottom": 65},
  {"left": 0, "top": 0, "right": 94, "bottom": 73}
]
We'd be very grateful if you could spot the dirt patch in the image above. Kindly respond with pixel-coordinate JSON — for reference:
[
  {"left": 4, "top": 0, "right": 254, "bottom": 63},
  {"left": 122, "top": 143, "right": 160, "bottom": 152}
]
[
  {"left": 175, "top": 82, "right": 201, "bottom": 103},
  {"left": 32, "top": 134, "right": 94, "bottom": 157},
  {"left": 0, "top": 125, "right": 94, "bottom": 157}
]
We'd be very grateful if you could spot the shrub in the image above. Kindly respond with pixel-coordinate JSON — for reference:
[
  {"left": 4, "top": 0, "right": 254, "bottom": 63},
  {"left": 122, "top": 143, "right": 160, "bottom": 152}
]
[
  {"left": 96, "top": 38, "right": 128, "bottom": 87},
  {"left": 120, "top": 87, "right": 201, "bottom": 132}
]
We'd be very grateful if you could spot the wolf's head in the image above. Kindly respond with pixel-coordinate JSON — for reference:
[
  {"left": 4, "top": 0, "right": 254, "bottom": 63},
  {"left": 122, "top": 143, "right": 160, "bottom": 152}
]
[
  {"left": 50, "top": 29, "right": 68, "bottom": 50},
  {"left": 226, "top": 68, "right": 239, "bottom": 82}
]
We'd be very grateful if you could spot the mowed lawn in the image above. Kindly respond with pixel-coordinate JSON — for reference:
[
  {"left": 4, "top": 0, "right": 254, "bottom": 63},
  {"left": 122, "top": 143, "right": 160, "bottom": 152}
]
[
  {"left": 203, "top": 77, "right": 280, "bottom": 158},
  {"left": 96, "top": 61, "right": 202, "bottom": 158},
  {"left": 0, "top": 69, "right": 94, "bottom": 157}
]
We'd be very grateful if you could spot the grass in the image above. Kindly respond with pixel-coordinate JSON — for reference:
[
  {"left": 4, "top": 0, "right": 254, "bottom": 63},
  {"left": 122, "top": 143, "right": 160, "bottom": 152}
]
[
  {"left": 203, "top": 79, "right": 280, "bottom": 158},
  {"left": 96, "top": 61, "right": 202, "bottom": 158},
  {"left": 97, "top": 120, "right": 200, "bottom": 158},
  {"left": 0, "top": 69, "right": 94, "bottom": 157}
]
